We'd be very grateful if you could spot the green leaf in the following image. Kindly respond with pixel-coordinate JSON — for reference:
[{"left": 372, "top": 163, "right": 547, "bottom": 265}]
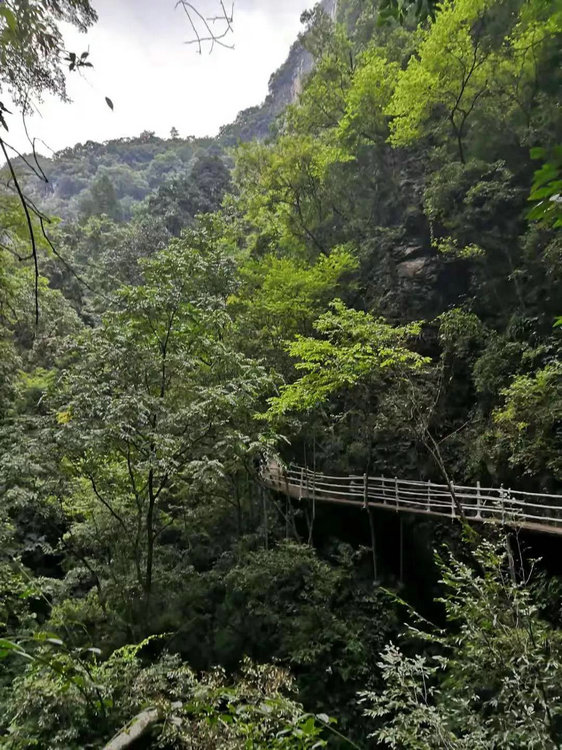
[
  {"left": 1, "top": 7, "right": 18, "bottom": 32},
  {"left": 0, "top": 638, "right": 22, "bottom": 658}
]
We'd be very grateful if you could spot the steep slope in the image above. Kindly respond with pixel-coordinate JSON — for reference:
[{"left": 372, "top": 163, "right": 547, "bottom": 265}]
[{"left": 218, "top": 0, "right": 337, "bottom": 145}]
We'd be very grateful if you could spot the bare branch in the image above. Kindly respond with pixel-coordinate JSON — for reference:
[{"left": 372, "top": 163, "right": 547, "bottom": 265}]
[
  {"left": 176, "top": 1, "right": 235, "bottom": 54},
  {"left": 0, "top": 137, "right": 40, "bottom": 324}
]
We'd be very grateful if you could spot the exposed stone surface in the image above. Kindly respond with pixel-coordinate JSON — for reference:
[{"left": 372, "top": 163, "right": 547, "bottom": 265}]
[
  {"left": 219, "top": 0, "right": 337, "bottom": 144},
  {"left": 396, "top": 257, "right": 428, "bottom": 278}
]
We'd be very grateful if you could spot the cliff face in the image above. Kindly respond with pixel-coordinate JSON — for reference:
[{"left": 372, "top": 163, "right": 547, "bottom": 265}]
[
  {"left": 218, "top": 0, "right": 337, "bottom": 144},
  {"left": 268, "top": 0, "right": 338, "bottom": 105},
  {"left": 323, "top": 0, "right": 338, "bottom": 18}
]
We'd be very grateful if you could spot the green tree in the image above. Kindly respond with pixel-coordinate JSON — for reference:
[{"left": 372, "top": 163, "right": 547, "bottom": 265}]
[
  {"left": 230, "top": 246, "right": 357, "bottom": 372},
  {"left": 268, "top": 300, "right": 428, "bottom": 419},
  {"left": 1, "top": 640, "right": 330, "bottom": 750},
  {"left": 362, "top": 539, "right": 562, "bottom": 748},
  {"left": 490, "top": 362, "right": 562, "bottom": 484},
  {"left": 387, "top": 0, "right": 562, "bottom": 162},
  {"left": 54, "top": 229, "right": 271, "bottom": 629},
  {"left": 528, "top": 146, "right": 562, "bottom": 230},
  {"left": 148, "top": 153, "right": 231, "bottom": 236},
  {"left": 215, "top": 541, "right": 396, "bottom": 737},
  {"left": 286, "top": 24, "right": 355, "bottom": 138},
  {"left": 79, "top": 174, "right": 123, "bottom": 222},
  {"left": 338, "top": 47, "right": 399, "bottom": 147},
  {"left": 234, "top": 136, "right": 351, "bottom": 258}
]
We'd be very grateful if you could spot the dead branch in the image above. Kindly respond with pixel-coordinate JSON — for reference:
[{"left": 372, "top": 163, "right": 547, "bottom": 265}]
[
  {"left": 176, "top": 0, "right": 235, "bottom": 54},
  {"left": 0, "top": 136, "right": 41, "bottom": 324},
  {"left": 103, "top": 703, "right": 182, "bottom": 750}
]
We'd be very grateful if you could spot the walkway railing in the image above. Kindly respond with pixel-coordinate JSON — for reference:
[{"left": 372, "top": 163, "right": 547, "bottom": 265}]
[{"left": 261, "top": 461, "right": 562, "bottom": 536}]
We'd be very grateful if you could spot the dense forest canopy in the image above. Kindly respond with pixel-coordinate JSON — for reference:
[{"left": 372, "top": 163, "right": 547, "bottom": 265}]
[{"left": 1, "top": 0, "right": 562, "bottom": 747}]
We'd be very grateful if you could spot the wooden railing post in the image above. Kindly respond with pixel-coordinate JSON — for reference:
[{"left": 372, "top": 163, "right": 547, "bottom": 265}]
[
  {"left": 500, "top": 484, "right": 505, "bottom": 525},
  {"left": 399, "top": 516, "right": 404, "bottom": 584},
  {"left": 363, "top": 472, "right": 377, "bottom": 581},
  {"left": 451, "top": 482, "right": 456, "bottom": 519},
  {"left": 426, "top": 480, "right": 431, "bottom": 512},
  {"left": 395, "top": 476, "right": 399, "bottom": 510},
  {"left": 299, "top": 467, "right": 304, "bottom": 501},
  {"left": 476, "top": 481, "right": 482, "bottom": 520},
  {"left": 368, "top": 504, "right": 378, "bottom": 582},
  {"left": 382, "top": 475, "right": 386, "bottom": 503}
]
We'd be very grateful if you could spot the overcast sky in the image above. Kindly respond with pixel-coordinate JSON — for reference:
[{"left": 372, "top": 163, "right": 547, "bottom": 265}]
[{"left": 11, "top": 0, "right": 312, "bottom": 154}]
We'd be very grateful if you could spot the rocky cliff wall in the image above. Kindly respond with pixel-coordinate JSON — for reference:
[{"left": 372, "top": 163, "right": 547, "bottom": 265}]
[{"left": 218, "top": 0, "right": 337, "bottom": 144}]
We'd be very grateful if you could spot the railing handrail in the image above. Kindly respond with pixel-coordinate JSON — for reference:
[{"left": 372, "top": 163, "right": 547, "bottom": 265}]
[{"left": 260, "top": 460, "right": 562, "bottom": 535}]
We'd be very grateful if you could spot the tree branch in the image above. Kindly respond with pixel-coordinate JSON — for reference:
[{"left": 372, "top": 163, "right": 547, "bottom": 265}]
[{"left": 176, "top": 0, "right": 235, "bottom": 54}]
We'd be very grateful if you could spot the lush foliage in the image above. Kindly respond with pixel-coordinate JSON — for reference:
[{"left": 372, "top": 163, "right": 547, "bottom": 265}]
[
  {"left": 2, "top": 0, "right": 562, "bottom": 746},
  {"left": 362, "top": 539, "right": 562, "bottom": 748},
  {"left": 1, "top": 639, "right": 330, "bottom": 749}
]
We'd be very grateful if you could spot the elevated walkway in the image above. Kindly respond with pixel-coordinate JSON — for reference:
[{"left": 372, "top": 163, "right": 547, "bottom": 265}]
[{"left": 261, "top": 461, "right": 562, "bottom": 536}]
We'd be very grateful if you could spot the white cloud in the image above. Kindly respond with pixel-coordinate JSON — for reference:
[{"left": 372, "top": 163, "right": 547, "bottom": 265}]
[{"left": 9, "top": 0, "right": 312, "bottom": 154}]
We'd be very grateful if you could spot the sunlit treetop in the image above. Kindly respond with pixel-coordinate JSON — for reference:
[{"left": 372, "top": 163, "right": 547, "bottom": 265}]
[
  {"left": 267, "top": 300, "right": 429, "bottom": 417},
  {"left": 386, "top": 0, "right": 562, "bottom": 162}
]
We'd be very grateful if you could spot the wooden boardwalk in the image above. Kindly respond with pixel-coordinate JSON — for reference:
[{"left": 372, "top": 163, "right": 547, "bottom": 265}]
[{"left": 261, "top": 461, "right": 562, "bottom": 536}]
